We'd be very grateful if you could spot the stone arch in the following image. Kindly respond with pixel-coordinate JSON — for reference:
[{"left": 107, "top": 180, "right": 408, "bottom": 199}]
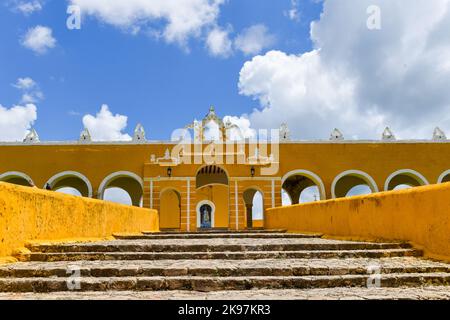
[
  {"left": 332, "top": 170, "right": 378, "bottom": 199},
  {"left": 0, "top": 171, "right": 34, "bottom": 187},
  {"left": 196, "top": 165, "right": 229, "bottom": 189},
  {"left": 159, "top": 188, "right": 182, "bottom": 230},
  {"left": 45, "top": 171, "right": 93, "bottom": 197},
  {"left": 281, "top": 189, "right": 293, "bottom": 206},
  {"left": 243, "top": 187, "right": 264, "bottom": 229},
  {"left": 195, "top": 165, "right": 229, "bottom": 229},
  {"left": 438, "top": 169, "right": 450, "bottom": 183},
  {"left": 384, "top": 169, "right": 429, "bottom": 191},
  {"left": 281, "top": 169, "right": 326, "bottom": 203},
  {"left": 98, "top": 171, "right": 143, "bottom": 207}
]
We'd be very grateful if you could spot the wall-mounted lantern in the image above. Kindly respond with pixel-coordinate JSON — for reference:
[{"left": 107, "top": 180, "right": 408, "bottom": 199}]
[
  {"left": 167, "top": 167, "right": 172, "bottom": 177},
  {"left": 250, "top": 166, "right": 255, "bottom": 177}
]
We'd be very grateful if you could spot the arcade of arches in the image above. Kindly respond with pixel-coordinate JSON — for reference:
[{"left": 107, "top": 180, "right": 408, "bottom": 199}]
[
  {"left": 2, "top": 150, "right": 449, "bottom": 231},
  {"left": 1, "top": 109, "right": 449, "bottom": 231}
]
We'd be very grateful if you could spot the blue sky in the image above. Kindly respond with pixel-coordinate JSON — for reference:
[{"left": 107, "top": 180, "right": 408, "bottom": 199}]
[
  {"left": 1, "top": 0, "right": 450, "bottom": 143},
  {"left": 0, "top": 0, "right": 322, "bottom": 141},
  {"left": 2, "top": 0, "right": 449, "bottom": 204}
]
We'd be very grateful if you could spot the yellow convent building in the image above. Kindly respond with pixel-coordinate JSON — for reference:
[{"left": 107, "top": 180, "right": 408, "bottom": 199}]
[{"left": 0, "top": 107, "right": 449, "bottom": 232}]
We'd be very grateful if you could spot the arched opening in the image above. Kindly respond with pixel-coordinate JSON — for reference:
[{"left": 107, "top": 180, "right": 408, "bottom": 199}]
[
  {"left": 160, "top": 189, "right": 181, "bottom": 230},
  {"left": 346, "top": 185, "right": 372, "bottom": 196},
  {"left": 195, "top": 165, "right": 229, "bottom": 229},
  {"left": 384, "top": 169, "right": 428, "bottom": 191},
  {"left": 98, "top": 171, "right": 143, "bottom": 207},
  {"left": 299, "top": 186, "right": 320, "bottom": 202},
  {"left": 196, "top": 165, "right": 228, "bottom": 189},
  {"left": 438, "top": 170, "right": 450, "bottom": 183},
  {"left": 332, "top": 170, "right": 378, "bottom": 198},
  {"left": 281, "top": 170, "right": 325, "bottom": 204},
  {"left": 0, "top": 171, "right": 33, "bottom": 187},
  {"left": 281, "top": 189, "right": 292, "bottom": 206},
  {"left": 393, "top": 185, "right": 412, "bottom": 191},
  {"left": 56, "top": 187, "right": 83, "bottom": 197},
  {"left": 104, "top": 187, "right": 132, "bottom": 206},
  {"left": 45, "top": 171, "right": 92, "bottom": 197},
  {"left": 243, "top": 188, "right": 264, "bottom": 229}
]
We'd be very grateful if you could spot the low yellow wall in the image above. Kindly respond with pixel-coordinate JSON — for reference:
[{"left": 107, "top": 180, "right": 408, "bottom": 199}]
[
  {"left": 253, "top": 220, "right": 264, "bottom": 228},
  {"left": 266, "top": 183, "right": 450, "bottom": 261},
  {"left": 0, "top": 182, "right": 158, "bottom": 260}
]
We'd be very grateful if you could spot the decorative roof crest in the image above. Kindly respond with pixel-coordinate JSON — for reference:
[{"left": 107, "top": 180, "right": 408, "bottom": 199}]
[
  {"left": 133, "top": 123, "right": 146, "bottom": 143},
  {"left": 382, "top": 127, "right": 396, "bottom": 141},
  {"left": 433, "top": 127, "right": 447, "bottom": 141},
  {"left": 23, "top": 128, "right": 39, "bottom": 144},
  {"left": 280, "top": 123, "right": 290, "bottom": 141},
  {"left": 330, "top": 128, "right": 344, "bottom": 141},
  {"left": 79, "top": 128, "right": 92, "bottom": 143}
]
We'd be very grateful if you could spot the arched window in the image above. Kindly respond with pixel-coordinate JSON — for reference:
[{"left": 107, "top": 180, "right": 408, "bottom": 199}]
[
  {"left": 196, "top": 165, "right": 228, "bottom": 189},
  {"left": 243, "top": 188, "right": 264, "bottom": 228},
  {"left": 281, "top": 170, "right": 325, "bottom": 205},
  {"left": 332, "top": 170, "right": 378, "bottom": 198},
  {"left": 384, "top": 169, "right": 428, "bottom": 191},
  {"left": 98, "top": 171, "right": 143, "bottom": 207},
  {"left": 0, "top": 171, "right": 34, "bottom": 187},
  {"left": 45, "top": 171, "right": 92, "bottom": 197},
  {"left": 438, "top": 170, "right": 450, "bottom": 184}
]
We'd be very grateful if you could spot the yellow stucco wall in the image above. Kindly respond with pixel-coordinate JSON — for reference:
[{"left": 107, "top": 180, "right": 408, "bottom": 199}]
[
  {"left": 252, "top": 220, "right": 264, "bottom": 228},
  {"left": 1, "top": 142, "right": 450, "bottom": 231},
  {"left": 266, "top": 183, "right": 450, "bottom": 261},
  {"left": 0, "top": 182, "right": 158, "bottom": 260},
  {"left": 1, "top": 143, "right": 449, "bottom": 199}
]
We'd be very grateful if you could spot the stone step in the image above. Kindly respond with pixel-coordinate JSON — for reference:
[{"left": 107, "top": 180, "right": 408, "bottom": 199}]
[
  {"left": 0, "top": 273, "right": 448, "bottom": 293},
  {"left": 1, "top": 286, "right": 450, "bottom": 300},
  {"left": 26, "top": 241, "right": 412, "bottom": 253},
  {"left": 114, "top": 233, "right": 322, "bottom": 240},
  {"left": 1, "top": 258, "right": 449, "bottom": 278},
  {"left": 23, "top": 249, "right": 422, "bottom": 262}
]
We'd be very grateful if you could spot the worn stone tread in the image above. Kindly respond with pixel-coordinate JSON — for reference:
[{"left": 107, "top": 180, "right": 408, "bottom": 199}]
[
  {"left": 26, "top": 238, "right": 411, "bottom": 253},
  {"left": 24, "top": 248, "right": 422, "bottom": 262},
  {"left": 2, "top": 287, "right": 449, "bottom": 300},
  {"left": 0, "top": 273, "right": 449, "bottom": 293},
  {"left": 3, "top": 232, "right": 449, "bottom": 299},
  {"left": 1, "top": 257, "right": 449, "bottom": 278}
]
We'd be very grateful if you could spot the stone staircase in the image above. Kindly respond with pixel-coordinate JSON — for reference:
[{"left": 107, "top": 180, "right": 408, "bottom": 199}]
[{"left": 0, "top": 230, "right": 449, "bottom": 299}]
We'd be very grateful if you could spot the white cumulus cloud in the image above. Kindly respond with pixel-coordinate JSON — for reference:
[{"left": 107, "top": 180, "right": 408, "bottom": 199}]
[
  {"left": 0, "top": 104, "right": 37, "bottom": 142},
  {"left": 12, "top": 77, "right": 44, "bottom": 104},
  {"left": 70, "top": 0, "right": 225, "bottom": 48},
  {"left": 239, "top": 0, "right": 450, "bottom": 140},
  {"left": 82, "top": 105, "right": 132, "bottom": 141},
  {"left": 21, "top": 25, "right": 56, "bottom": 54},
  {"left": 13, "top": 77, "right": 36, "bottom": 90},
  {"left": 223, "top": 115, "right": 256, "bottom": 140},
  {"left": 14, "top": 1, "right": 43, "bottom": 15},
  {"left": 206, "top": 26, "right": 233, "bottom": 58},
  {"left": 285, "top": 0, "right": 300, "bottom": 22},
  {"left": 234, "top": 24, "right": 276, "bottom": 56}
]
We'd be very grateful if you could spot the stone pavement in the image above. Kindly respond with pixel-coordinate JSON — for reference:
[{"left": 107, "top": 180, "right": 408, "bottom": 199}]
[
  {"left": 0, "top": 287, "right": 449, "bottom": 300},
  {"left": 0, "top": 231, "right": 448, "bottom": 299}
]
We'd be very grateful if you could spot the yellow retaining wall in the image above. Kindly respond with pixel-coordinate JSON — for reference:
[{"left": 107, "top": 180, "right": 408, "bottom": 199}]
[
  {"left": 266, "top": 183, "right": 450, "bottom": 261},
  {"left": 252, "top": 220, "right": 264, "bottom": 228},
  {"left": 0, "top": 182, "right": 158, "bottom": 260}
]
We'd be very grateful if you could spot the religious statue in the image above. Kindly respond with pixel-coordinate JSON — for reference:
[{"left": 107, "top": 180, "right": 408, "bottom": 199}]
[{"left": 200, "top": 204, "right": 212, "bottom": 228}]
